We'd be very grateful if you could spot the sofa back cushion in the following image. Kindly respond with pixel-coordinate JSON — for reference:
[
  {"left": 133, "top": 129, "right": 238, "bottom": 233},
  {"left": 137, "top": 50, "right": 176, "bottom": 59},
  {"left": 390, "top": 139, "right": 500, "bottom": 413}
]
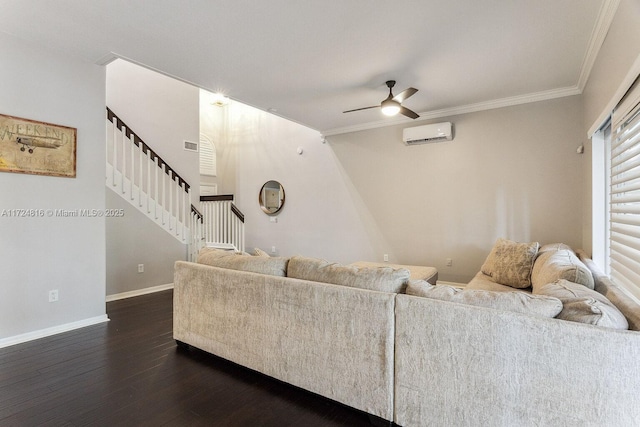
[
  {"left": 287, "top": 256, "right": 410, "bottom": 293},
  {"left": 538, "top": 242, "right": 573, "bottom": 253},
  {"left": 407, "top": 280, "right": 562, "bottom": 318},
  {"left": 536, "top": 280, "right": 628, "bottom": 329},
  {"left": 197, "top": 247, "right": 288, "bottom": 277},
  {"left": 577, "top": 251, "right": 640, "bottom": 331},
  {"left": 480, "top": 238, "right": 539, "bottom": 288},
  {"left": 531, "top": 249, "right": 594, "bottom": 291}
]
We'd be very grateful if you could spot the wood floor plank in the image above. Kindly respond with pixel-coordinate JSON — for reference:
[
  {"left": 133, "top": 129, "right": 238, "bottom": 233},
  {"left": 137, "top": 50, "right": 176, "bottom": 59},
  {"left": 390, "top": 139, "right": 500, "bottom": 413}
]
[{"left": 0, "top": 290, "right": 375, "bottom": 426}]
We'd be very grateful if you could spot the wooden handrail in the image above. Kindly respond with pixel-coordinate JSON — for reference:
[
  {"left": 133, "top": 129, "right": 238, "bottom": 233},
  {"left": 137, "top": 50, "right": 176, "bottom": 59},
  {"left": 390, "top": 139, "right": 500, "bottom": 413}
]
[
  {"left": 107, "top": 107, "right": 190, "bottom": 192},
  {"left": 200, "top": 195, "right": 234, "bottom": 202},
  {"left": 191, "top": 205, "right": 203, "bottom": 222},
  {"left": 231, "top": 203, "right": 245, "bottom": 223}
]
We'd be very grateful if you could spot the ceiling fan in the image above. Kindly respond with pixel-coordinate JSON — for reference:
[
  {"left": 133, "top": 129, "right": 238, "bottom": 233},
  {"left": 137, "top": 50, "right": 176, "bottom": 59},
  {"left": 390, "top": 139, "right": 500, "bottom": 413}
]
[{"left": 343, "top": 80, "right": 419, "bottom": 119}]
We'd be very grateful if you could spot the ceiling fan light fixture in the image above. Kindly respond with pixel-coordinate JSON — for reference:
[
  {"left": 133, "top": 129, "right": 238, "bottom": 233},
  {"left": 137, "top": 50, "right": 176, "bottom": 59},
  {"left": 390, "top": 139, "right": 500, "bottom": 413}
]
[{"left": 381, "top": 99, "right": 400, "bottom": 116}]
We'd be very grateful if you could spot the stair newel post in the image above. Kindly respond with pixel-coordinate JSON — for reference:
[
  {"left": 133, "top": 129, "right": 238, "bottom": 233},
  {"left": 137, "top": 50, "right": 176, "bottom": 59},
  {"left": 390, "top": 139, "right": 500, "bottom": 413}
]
[
  {"left": 183, "top": 186, "right": 190, "bottom": 242},
  {"left": 240, "top": 218, "right": 245, "bottom": 253}
]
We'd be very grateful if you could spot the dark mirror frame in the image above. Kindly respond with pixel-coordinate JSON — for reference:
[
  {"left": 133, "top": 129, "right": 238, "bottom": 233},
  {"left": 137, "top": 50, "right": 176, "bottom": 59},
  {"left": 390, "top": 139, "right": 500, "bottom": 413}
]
[{"left": 259, "top": 180, "right": 285, "bottom": 215}]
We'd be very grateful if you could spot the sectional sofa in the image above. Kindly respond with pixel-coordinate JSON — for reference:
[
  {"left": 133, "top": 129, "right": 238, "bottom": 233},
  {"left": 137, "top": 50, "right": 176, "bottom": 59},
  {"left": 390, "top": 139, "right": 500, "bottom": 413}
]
[{"left": 173, "top": 242, "right": 640, "bottom": 426}]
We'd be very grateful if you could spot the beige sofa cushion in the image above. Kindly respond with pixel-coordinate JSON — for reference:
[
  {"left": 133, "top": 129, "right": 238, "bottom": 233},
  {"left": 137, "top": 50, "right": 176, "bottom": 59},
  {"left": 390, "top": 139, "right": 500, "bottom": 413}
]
[
  {"left": 350, "top": 261, "right": 438, "bottom": 284},
  {"left": 288, "top": 256, "right": 410, "bottom": 293},
  {"left": 537, "top": 280, "right": 628, "bottom": 329},
  {"left": 198, "top": 247, "right": 288, "bottom": 277},
  {"left": 481, "top": 238, "right": 539, "bottom": 288},
  {"left": 407, "top": 280, "right": 562, "bottom": 318},
  {"left": 532, "top": 249, "right": 594, "bottom": 291},
  {"left": 539, "top": 242, "right": 573, "bottom": 253},
  {"left": 466, "top": 271, "right": 529, "bottom": 293}
]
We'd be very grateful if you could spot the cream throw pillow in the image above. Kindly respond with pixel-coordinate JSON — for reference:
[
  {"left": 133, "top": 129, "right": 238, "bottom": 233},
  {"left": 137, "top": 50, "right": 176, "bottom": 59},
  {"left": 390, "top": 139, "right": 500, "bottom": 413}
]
[
  {"left": 407, "top": 280, "right": 562, "bottom": 318},
  {"left": 253, "top": 247, "right": 270, "bottom": 257},
  {"left": 481, "top": 238, "right": 539, "bottom": 288},
  {"left": 536, "top": 280, "right": 628, "bottom": 329}
]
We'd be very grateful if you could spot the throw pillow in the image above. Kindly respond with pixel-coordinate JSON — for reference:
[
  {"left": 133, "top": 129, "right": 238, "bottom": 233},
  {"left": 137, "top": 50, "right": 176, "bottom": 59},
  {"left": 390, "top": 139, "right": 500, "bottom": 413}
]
[
  {"left": 480, "top": 238, "right": 539, "bottom": 288},
  {"left": 531, "top": 249, "right": 594, "bottom": 291},
  {"left": 253, "top": 247, "right": 270, "bottom": 257},
  {"left": 406, "top": 280, "right": 562, "bottom": 318},
  {"left": 536, "top": 280, "right": 628, "bottom": 329},
  {"left": 287, "top": 256, "right": 410, "bottom": 293}
]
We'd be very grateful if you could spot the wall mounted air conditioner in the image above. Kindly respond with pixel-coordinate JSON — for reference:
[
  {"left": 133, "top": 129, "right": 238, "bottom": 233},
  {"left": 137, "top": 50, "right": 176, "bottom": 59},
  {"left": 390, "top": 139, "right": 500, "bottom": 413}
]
[{"left": 402, "top": 122, "right": 453, "bottom": 145}]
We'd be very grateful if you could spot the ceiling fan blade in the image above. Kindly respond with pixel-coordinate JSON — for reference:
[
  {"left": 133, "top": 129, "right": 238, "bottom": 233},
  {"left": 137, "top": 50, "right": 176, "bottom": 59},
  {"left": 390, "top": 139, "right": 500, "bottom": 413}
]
[
  {"left": 399, "top": 106, "right": 420, "bottom": 119},
  {"left": 343, "top": 105, "right": 379, "bottom": 113},
  {"left": 393, "top": 87, "right": 418, "bottom": 103}
]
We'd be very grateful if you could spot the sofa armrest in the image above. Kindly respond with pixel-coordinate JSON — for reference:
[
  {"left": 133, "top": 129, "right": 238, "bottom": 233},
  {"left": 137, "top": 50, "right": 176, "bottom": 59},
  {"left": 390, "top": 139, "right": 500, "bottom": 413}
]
[
  {"left": 394, "top": 294, "right": 640, "bottom": 426},
  {"left": 174, "top": 260, "right": 396, "bottom": 421}
]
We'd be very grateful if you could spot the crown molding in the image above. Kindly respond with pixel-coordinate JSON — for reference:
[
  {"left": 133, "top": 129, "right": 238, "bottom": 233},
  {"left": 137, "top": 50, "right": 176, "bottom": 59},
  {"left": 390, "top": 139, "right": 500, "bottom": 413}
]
[
  {"left": 577, "top": 0, "right": 621, "bottom": 91},
  {"left": 322, "top": 85, "right": 582, "bottom": 136}
]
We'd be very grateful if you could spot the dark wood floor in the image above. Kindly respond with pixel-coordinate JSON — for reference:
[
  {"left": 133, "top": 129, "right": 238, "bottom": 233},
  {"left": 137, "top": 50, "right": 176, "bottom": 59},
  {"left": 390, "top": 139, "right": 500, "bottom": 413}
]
[{"left": 0, "top": 290, "right": 375, "bottom": 426}]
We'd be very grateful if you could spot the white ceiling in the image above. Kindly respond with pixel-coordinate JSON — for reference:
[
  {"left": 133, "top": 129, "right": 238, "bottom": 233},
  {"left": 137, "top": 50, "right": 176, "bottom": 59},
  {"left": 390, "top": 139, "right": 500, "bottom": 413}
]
[{"left": 1, "top": 0, "right": 615, "bottom": 135}]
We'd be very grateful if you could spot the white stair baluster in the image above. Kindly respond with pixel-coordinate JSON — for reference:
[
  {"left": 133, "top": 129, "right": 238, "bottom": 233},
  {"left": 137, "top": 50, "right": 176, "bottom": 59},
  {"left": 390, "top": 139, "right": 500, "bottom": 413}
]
[
  {"left": 112, "top": 119, "right": 117, "bottom": 187},
  {"left": 130, "top": 134, "right": 135, "bottom": 200}
]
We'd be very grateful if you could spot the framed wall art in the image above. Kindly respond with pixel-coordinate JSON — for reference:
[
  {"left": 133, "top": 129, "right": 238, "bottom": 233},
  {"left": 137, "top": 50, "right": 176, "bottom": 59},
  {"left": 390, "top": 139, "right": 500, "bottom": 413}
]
[{"left": 0, "top": 113, "right": 77, "bottom": 178}]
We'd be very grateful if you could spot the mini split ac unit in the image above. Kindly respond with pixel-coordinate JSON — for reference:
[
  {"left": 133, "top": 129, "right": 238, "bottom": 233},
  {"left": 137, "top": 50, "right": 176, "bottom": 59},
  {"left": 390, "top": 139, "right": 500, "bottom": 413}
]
[{"left": 402, "top": 122, "right": 453, "bottom": 145}]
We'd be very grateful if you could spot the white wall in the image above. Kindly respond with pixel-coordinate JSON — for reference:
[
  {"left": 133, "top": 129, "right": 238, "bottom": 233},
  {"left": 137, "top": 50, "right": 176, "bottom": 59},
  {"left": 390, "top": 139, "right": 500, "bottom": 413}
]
[
  {"left": 225, "top": 101, "right": 380, "bottom": 262},
  {"left": 330, "top": 97, "right": 585, "bottom": 283},
  {"left": 105, "top": 59, "right": 200, "bottom": 296},
  {"left": 0, "top": 33, "right": 107, "bottom": 342},
  {"left": 226, "top": 96, "right": 584, "bottom": 283},
  {"left": 105, "top": 191, "right": 186, "bottom": 296}
]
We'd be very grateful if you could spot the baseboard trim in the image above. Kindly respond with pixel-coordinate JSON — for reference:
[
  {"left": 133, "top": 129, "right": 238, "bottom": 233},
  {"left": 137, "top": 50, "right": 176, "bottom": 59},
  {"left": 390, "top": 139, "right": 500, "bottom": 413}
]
[
  {"left": 0, "top": 314, "right": 110, "bottom": 349},
  {"left": 106, "top": 283, "right": 174, "bottom": 302}
]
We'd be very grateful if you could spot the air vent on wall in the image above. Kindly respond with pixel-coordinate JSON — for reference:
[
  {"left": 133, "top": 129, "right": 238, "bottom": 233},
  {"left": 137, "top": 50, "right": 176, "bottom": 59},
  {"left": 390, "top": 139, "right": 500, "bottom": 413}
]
[{"left": 184, "top": 140, "right": 199, "bottom": 152}]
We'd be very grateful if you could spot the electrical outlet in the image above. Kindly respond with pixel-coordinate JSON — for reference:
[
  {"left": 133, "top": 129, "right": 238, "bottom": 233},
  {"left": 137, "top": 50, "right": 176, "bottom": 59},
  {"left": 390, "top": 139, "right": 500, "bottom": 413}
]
[
  {"left": 383, "top": 254, "right": 389, "bottom": 262},
  {"left": 49, "top": 290, "right": 59, "bottom": 302},
  {"left": 271, "top": 246, "right": 276, "bottom": 254},
  {"left": 138, "top": 264, "right": 144, "bottom": 273},
  {"left": 446, "top": 258, "right": 453, "bottom": 267}
]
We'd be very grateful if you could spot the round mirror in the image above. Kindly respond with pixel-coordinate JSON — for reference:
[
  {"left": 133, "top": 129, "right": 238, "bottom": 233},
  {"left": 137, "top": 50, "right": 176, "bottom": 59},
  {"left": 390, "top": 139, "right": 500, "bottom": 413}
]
[{"left": 259, "top": 180, "right": 285, "bottom": 215}]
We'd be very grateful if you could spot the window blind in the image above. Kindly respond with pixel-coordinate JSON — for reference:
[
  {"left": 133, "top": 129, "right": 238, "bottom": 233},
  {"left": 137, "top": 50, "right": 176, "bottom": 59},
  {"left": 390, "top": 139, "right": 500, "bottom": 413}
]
[
  {"left": 199, "top": 136, "right": 217, "bottom": 177},
  {"left": 610, "top": 78, "right": 640, "bottom": 301}
]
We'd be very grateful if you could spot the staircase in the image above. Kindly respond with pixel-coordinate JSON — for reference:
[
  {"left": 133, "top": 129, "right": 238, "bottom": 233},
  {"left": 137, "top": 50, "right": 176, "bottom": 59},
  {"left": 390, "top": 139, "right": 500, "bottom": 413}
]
[
  {"left": 200, "top": 195, "right": 245, "bottom": 253},
  {"left": 106, "top": 108, "right": 205, "bottom": 260}
]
